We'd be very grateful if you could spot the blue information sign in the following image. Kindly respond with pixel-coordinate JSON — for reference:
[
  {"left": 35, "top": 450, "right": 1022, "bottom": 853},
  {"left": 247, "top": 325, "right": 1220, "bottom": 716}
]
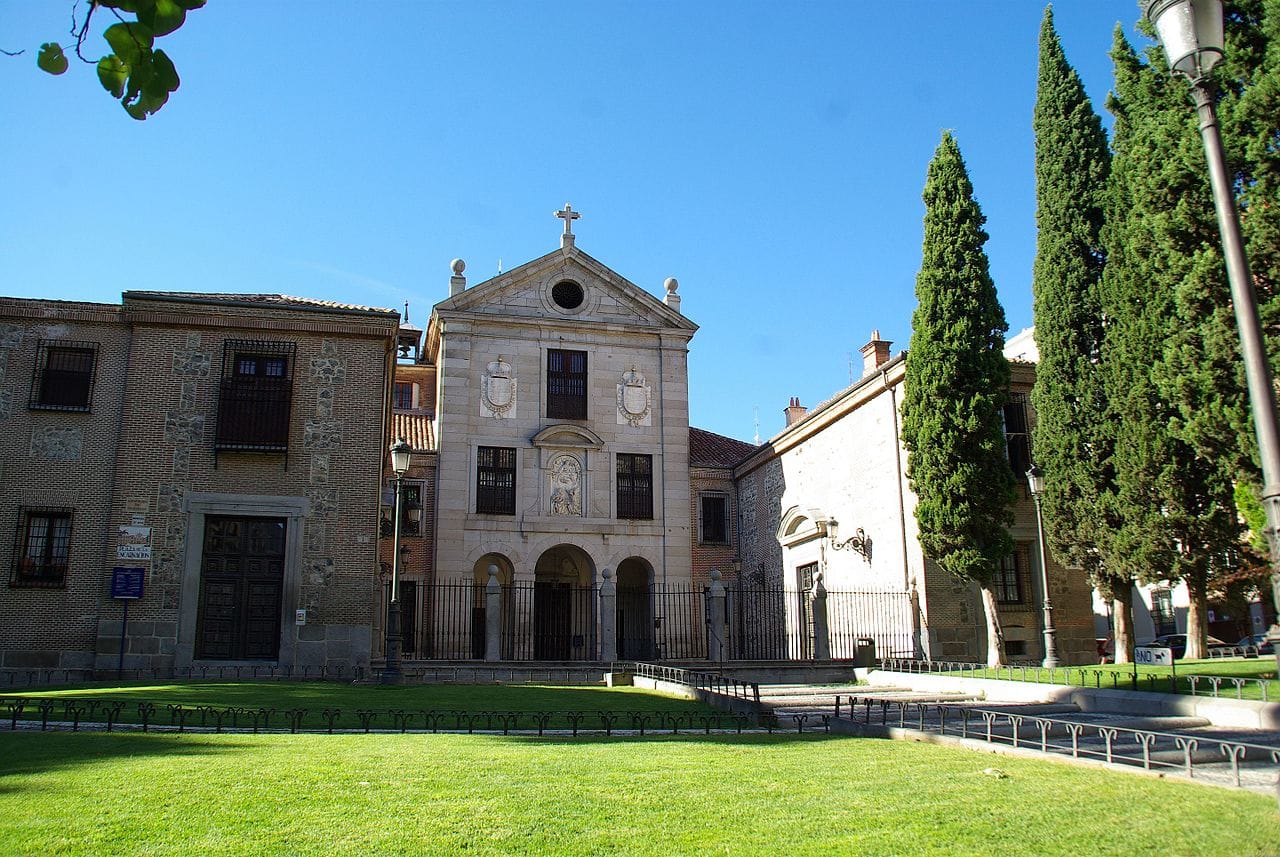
[{"left": 110, "top": 566, "right": 145, "bottom": 600}]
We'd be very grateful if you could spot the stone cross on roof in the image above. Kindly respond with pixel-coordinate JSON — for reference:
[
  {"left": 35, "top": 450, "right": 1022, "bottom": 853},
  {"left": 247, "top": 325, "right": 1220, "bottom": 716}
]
[{"left": 555, "top": 203, "right": 580, "bottom": 248}]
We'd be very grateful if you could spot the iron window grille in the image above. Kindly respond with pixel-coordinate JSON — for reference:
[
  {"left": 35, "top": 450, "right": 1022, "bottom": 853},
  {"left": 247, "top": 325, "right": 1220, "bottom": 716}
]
[
  {"left": 617, "top": 453, "right": 653, "bottom": 520},
  {"left": 29, "top": 340, "right": 98, "bottom": 412},
  {"left": 476, "top": 447, "right": 516, "bottom": 515},
  {"left": 547, "top": 349, "right": 587, "bottom": 420},
  {"left": 1152, "top": 588, "right": 1178, "bottom": 637},
  {"left": 11, "top": 508, "right": 72, "bottom": 588},
  {"left": 995, "top": 545, "right": 1026, "bottom": 604},
  {"left": 216, "top": 340, "right": 296, "bottom": 454},
  {"left": 700, "top": 493, "right": 729, "bottom": 544},
  {"left": 1004, "top": 392, "right": 1032, "bottom": 480}
]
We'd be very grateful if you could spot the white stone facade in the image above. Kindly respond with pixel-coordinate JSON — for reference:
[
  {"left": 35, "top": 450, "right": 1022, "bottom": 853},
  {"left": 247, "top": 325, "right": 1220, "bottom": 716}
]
[{"left": 425, "top": 243, "right": 697, "bottom": 599}]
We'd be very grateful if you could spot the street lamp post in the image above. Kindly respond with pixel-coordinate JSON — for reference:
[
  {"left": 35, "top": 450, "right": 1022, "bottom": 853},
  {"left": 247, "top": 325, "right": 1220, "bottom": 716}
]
[
  {"left": 1144, "top": 0, "right": 1280, "bottom": 646},
  {"left": 382, "top": 437, "right": 413, "bottom": 685},
  {"left": 1025, "top": 466, "right": 1060, "bottom": 668}
]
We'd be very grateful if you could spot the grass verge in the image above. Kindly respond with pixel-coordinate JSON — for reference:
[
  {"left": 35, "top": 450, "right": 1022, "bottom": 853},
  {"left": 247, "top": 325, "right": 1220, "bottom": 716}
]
[
  {"left": 1, "top": 731, "right": 1277, "bottom": 856},
  {"left": 0, "top": 682, "right": 718, "bottom": 731}
]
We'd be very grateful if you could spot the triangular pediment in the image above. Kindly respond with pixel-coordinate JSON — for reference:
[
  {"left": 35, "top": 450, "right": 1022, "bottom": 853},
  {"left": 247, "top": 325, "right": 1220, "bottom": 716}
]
[{"left": 430, "top": 245, "right": 697, "bottom": 334}]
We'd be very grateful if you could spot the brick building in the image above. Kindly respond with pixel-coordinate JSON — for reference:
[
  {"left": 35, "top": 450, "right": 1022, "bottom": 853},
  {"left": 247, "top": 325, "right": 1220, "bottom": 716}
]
[{"left": 0, "top": 293, "right": 400, "bottom": 678}]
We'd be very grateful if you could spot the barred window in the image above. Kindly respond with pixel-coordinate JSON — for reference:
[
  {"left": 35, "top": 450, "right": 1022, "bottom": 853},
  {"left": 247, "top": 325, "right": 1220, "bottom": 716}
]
[
  {"left": 547, "top": 349, "right": 587, "bottom": 420},
  {"left": 477, "top": 447, "right": 516, "bottom": 515},
  {"left": 700, "top": 494, "right": 728, "bottom": 544},
  {"left": 617, "top": 453, "right": 653, "bottom": 520},
  {"left": 1152, "top": 588, "right": 1177, "bottom": 637},
  {"left": 393, "top": 382, "right": 414, "bottom": 410},
  {"left": 11, "top": 508, "right": 72, "bottom": 588},
  {"left": 30, "top": 341, "right": 97, "bottom": 411},
  {"left": 995, "top": 546, "right": 1025, "bottom": 605},
  {"left": 1004, "top": 393, "right": 1032, "bottom": 479},
  {"left": 216, "top": 340, "right": 295, "bottom": 452}
]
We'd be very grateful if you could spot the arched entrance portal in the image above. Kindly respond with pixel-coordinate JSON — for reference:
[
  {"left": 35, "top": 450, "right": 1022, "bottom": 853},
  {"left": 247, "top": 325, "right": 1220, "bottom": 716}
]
[
  {"left": 616, "top": 557, "right": 654, "bottom": 660},
  {"left": 533, "top": 545, "right": 596, "bottom": 659}
]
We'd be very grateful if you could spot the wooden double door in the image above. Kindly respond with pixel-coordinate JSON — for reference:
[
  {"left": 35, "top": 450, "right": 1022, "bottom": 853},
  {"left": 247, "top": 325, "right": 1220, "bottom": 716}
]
[{"left": 195, "top": 516, "right": 287, "bottom": 660}]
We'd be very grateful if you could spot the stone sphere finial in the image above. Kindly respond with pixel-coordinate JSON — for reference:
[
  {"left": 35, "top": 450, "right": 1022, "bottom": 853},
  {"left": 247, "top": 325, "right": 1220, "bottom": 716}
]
[
  {"left": 487, "top": 563, "right": 499, "bottom": 579},
  {"left": 710, "top": 569, "right": 721, "bottom": 581},
  {"left": 602, "top": 567, "right": 613, "bottom": 580},
  {"left": 451, "top": 258, "right": 466, "bottom": 275},
  {"left": 664, "top": 277, "right": 679, "bottom": 294}
]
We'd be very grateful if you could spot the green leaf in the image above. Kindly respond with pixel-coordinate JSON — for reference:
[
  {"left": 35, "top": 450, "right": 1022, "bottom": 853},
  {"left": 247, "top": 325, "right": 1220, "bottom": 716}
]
[
  {"left": 148, "top": 49, "right": 180, "bottom": 93},
  {"left": 138, "top": 0, "right": 186, "bottom": 37},
  {"left": 97, "top": 54, "right": 129, "bottom": 98},
  {"left": 36, "top": 42, "right": 68, "bottom": 75},
  {"left": 103, "top": 21, "right": 154, "bottom": 66},
  {"left": 176, "top": 0, "right": 206, "bottom": 9}
]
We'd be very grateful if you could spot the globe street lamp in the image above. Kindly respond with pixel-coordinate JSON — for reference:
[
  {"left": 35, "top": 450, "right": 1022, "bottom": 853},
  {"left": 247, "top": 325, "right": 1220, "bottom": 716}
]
[
  {"left": 382, "top": 437, "right": 413, "bottom": 685},
  {"left": 1025, "top": 465, "right": 1059, "bottom": 668},
  {"left": 1143, "top": 0, "right": 1280, "bottom": 645}
]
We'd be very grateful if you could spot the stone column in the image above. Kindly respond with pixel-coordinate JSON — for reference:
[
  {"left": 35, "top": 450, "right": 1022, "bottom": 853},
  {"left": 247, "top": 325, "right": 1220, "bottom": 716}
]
[
  {"left": 707, "top": 569, "right": 728, "bottom": 663},
  {"left": 598, "top": 567, "right": 617, "bottom": 663},
  {"left": 812, "top": 571, "right": 831, "bottom": 661},
  {"left": 485, "top": 564, "right": 502, "bottom": 662}
]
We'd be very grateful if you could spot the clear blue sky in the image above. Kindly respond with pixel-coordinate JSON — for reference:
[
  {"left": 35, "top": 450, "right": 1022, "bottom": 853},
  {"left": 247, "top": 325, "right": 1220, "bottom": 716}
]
[{"left": 2, "top": 2, "right": 1146, "bottom": 442}]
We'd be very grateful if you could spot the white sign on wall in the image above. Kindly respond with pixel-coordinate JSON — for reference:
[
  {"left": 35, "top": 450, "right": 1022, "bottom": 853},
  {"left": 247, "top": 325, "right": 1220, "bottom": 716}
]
[{"left": 116, "top": 525, "right": 152, "bottom": 560}]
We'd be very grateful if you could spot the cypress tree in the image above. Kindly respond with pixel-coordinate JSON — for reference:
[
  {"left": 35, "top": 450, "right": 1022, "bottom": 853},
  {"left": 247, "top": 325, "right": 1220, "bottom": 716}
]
[
  {"left": 1102, "top": 27, "right": 1243, "bottom": 660},
  {"left": 1028, "top": 7, "right": 1126, "bottom": 659},
  {"left": 902, "top": 132, "right": 1016, "bottom": 668}
]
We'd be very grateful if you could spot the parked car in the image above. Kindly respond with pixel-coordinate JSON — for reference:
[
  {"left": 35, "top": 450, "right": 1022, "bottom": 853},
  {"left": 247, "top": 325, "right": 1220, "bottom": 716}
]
[
  {"left": 1140, "top": 634, "right": 1231, "bottom": 660},
  {"left": 1237, "top": 634, "right": 1275, "bottom": 656}
]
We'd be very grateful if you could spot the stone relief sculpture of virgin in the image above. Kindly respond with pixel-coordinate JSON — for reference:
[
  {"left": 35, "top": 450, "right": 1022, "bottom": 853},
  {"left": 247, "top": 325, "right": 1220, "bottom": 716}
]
[
  {"left": 616, "top": 366, "right": 651, "bottom": 427},
  {"left": 549, "top": 454, "right": 582, "bottom": 516},
  {"left": 481, "top": 355, "right": 516, "bottom": 419}
]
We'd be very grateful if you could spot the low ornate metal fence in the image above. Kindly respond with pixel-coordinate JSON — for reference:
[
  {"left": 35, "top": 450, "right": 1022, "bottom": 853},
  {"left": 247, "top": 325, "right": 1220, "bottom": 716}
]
[
  {"left": 840, "top": 694, "right": 1280, "bottom": 797},
  {"left": 0, "top": 696, "right": 790, "bottom": 736}
]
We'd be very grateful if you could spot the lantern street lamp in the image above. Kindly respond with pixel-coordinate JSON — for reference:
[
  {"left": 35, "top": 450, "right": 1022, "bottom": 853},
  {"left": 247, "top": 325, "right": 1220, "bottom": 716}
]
[
  {"left": 1025, "top": 465, "right": 1059, "bottom": 668},
  {"left": 1144, "top": 0, "right": 1280, "bottom": 646},
  {"left": 382, "top": 437, "right": 413, "bottom": 685}
]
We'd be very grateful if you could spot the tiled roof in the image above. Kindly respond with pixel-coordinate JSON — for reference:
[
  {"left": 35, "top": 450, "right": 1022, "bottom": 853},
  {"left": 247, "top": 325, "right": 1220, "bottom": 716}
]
[
  {"left": 125, "top": 291, "right": 399, "bottom": 316},
  {"left": 689, "top": 427, "right": 757, "bottom": 468},
  {"left": 393, "top": 412, "right": 436, "bottom": 451}
]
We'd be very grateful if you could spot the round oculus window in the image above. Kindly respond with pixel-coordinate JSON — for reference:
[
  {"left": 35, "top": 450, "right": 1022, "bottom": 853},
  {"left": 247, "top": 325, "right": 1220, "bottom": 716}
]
[{"left": 552, "top": 280, "right": 585, "bottom": 310}]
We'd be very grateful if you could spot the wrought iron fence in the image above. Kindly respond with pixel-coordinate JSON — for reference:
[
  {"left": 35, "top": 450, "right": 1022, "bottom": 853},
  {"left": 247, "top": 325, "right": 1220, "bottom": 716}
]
[
  {"left": 841, "top": 695, "right": 1280, "bottom": 798},
  {"left": 378, "top": 581, "right": 915, "bottom": 663},
  {"left": 825, "top": 589, "right": 915, "bottom": 659}
]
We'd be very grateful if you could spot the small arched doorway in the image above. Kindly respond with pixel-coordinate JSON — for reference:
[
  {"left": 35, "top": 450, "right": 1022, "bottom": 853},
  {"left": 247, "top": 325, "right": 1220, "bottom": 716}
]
[
  {"left": 533, "top": 545, "right": 596, "bottom": 659},
  {"left": 616, "top": 557, "right": 654, "bottom": 660},
  {"left": 470, "top": 554, "right": 513, "bottom": 659}
]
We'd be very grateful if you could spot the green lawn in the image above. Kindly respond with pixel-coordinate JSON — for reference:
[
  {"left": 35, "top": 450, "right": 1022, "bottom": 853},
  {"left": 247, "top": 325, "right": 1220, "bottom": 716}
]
[
  {"left": 1, "top": 731, "right": 1276, "bottom": 856},
  {"left": 0, "top": 682, "right": 719, "bottom": 731},
  {"left": 941, "top": 657, "right": 1280, "bottom": 700}
]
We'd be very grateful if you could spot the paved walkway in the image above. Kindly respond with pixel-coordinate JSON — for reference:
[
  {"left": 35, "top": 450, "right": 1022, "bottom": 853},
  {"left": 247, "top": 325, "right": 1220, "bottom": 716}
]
[{"left": 757, "top": 678, "right": 1280, "bottom": 796}]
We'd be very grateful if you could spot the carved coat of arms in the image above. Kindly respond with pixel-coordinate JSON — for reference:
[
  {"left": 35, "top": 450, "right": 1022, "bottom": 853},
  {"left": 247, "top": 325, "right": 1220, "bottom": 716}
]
[
  {"left": 617, "top": 367, "right": 651, "bottom": 427},
  {"left": 482, "top": 356, "right": 516, "bottom": 418}
]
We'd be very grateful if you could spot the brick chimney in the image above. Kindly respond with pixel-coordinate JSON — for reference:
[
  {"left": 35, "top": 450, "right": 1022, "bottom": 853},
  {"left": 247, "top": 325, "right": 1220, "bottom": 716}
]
[
  {"left": 860, "top": 329, "right": 893, "bottom": 377},
  {"left": 784, "top": 396, "right": 808, "bottom": 426}
]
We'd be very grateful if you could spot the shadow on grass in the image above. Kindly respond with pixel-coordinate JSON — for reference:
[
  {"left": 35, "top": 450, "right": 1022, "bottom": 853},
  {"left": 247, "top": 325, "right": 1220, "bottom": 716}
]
[
  {"left": 0, "top": 732, "right": 261, "bottom": 788},
  {"left": 2, "top": 682, "right": 720, "bottom": 730}
]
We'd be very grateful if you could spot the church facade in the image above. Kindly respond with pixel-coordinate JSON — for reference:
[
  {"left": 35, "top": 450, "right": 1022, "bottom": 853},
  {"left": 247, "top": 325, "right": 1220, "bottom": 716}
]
[{"left": 0, "top": 212, "right": 1097, "bottom": 680}]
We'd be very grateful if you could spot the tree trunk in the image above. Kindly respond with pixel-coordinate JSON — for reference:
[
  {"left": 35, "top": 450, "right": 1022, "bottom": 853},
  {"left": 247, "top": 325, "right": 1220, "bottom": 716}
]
[
  {"left": 1185, "top": 575, "right": 1209, "bottom": 660},
  {"left": 1111, "top": 582, "right": 1136, "bottom": 664},
  {"left": 979, "top": 585, "right": 1006, "bottom": 668}
]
